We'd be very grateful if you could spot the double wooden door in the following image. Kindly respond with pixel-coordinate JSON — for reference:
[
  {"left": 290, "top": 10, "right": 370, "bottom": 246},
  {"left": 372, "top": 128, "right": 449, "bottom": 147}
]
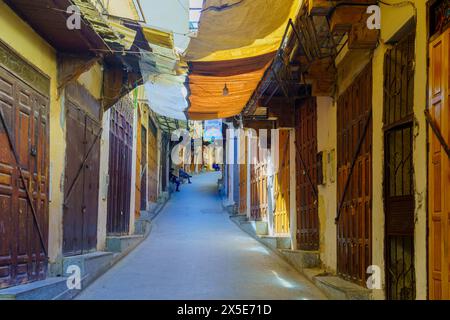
[
  {"left": 135, "top": 110, "right": 142, "bottom": 217},
  {"left": 239, "top": 133, "right": 247, "bottom": 214},
  {"left": 428, "top": 28, "right": 450, "bottom": 300},
  {"left": 0, "top": 65, "right": 49, "bottom": 288},
  {"left": 140, "top": 125, "right": 147, "bottom": 211},
  {"left": 250, "top": 136, "right": 268, "bottom": 220},
  {"left": 107, "top": 100, "right": 133, "bottom": 235},
  {"left": 160, "top": 133, "right": 169, "bottom": 192},
  {"left": 295, "top": 98, "right": 319, "bottom": 250},
  {"left": 63, "top": 102, "right": 101, "bottom": 256},
  {"left": 148, "top": 118, "right": 158, "bottom": 202},
  {"left": 274, "top": 129, "right": 290, "bottom": 234},
  {"left": 336, "top": 63, "right": 372, "bottom": 286}
]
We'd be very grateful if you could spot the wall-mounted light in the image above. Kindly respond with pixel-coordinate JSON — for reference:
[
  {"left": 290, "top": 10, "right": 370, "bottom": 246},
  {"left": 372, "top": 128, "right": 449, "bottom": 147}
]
[{"left": 223, "top": 83, "right": 229, "bottom": 96}]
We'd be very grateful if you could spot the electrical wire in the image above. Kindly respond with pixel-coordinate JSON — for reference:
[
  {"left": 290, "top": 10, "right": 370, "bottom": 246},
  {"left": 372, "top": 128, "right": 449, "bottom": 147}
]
[{"left": 175, "top": 0, "right": 189, "bottom": 13}]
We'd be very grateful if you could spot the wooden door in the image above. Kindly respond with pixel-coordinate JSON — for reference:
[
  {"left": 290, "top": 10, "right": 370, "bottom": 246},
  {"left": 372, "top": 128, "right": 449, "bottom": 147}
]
[
  {"left": 135, "top": 110, "right": 141, "bottom": 217},
  {"left": 383, "top": 32, "right": 415, "bottom": 300},
  {"left": 239, "top": 133, "right": 247, "bottom": 214},
  {"left": 63, "top": 102, "right": 101, "bottom": 256},
  {"left": 336, "top": 63, "right": 372, "bottom": 286},
  {"left": 428, "top": 29, "right": 450, "bottom": 300},
  {"left": 274, "top": 129, "right": 290, "bottom": 234},
  {"left": 148, "top": 118, "right": 158, "bottom": 202},
  {"left": 250, "top": 136, "right": 268, "bottom": 220},
  {"left": 295, "top": 98, "right": 319, "bottom": 250},
  {"left": 160, "top": 134, "right": 169, "bottom": 192},
  {"left": 0, "top": 66, "right": 49, "bottom": 288},
  {"left": 140, "top": 125, "right": 147, "bottom": 211},
  {"left": 107, "top": 100, "right": 133, "bottom": 235}
]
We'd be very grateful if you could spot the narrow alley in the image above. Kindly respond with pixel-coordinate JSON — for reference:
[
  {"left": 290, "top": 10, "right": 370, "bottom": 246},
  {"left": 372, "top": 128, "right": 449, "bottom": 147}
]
[
  {"left": 76, "top": 172, "right": 325, "bottom": 300},
  {"left": 1, "top": 0, "right": 450, "bottom": 304}
]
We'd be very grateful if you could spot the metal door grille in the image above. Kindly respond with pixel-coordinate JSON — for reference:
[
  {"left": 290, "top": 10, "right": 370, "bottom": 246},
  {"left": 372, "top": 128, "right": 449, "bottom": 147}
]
[{"left": 383, "top": 31, "right": 416, "bottom": 300}]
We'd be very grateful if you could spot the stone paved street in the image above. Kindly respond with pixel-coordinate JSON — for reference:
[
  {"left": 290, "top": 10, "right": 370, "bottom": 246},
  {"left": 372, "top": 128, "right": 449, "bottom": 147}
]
[{"left": 77, "top": 172, "right": 326, "bottom": 300}]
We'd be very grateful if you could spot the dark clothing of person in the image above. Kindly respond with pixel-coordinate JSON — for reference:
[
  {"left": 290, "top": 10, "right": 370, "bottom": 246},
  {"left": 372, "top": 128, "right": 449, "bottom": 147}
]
[
  {"left": 179, "top": 169, "right": 192, "bottom": 184},
  {"left": 169, "top": 173, "right": 180, "bottom": 191}
]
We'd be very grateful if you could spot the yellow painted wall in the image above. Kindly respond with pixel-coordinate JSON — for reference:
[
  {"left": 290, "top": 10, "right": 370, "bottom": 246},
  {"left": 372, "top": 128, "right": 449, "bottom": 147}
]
[
  {"left": 97, "top": 108, "right": 111, "bottom": 251},
  {"left": 371, "top": 42, "right": 386, "bottom": 300},
  {"left": 0, "top": 2, "right": 65, "bottom": 263},
  {"left": 77, "top": 62, "right": 103, "bottom": 100},
  {"left": 289, "top": 129, "right": 297, "bottom": 248},
  {"left": 410, "top": 0, "right": 428, "bottom": 301},
  {"left": 316, "top": 97, "right": 337, "bottom": 273}
]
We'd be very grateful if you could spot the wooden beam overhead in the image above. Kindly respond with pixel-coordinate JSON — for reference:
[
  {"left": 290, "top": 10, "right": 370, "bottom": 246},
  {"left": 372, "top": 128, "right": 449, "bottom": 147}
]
[
  {"left": 267, "top": 101, "right": 295, "bottom": 128},
  {"left": 348, "top": 21, "right": 380, "bottom": 50},
  {"left": 311, "top": 78, "right": 335, "bottom": 96},
  {"left": 307, "top": 0, "right": 334, "bottom": 16},
  {"left": 307, "top": 57, "right": 336, "bottom": 79},
  {"left": 330, "top": 6, "right": 367, "bottom": 34},
  {"left": 243, "top": 120, "right": 276, "bottom": 131}
]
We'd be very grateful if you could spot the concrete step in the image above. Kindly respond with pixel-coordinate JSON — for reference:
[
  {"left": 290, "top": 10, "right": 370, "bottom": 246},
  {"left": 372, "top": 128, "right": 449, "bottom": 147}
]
[
  {"left": 0, "top": 277, "right": 69, "bottom": 300},
  {"left": 227, "top": 207, "right": 371, "bottom": 300},
  {"left": 302, "top": 268, "right": 327, "bottom": 283},
  {"left": 234, "top": 219, "right": 269, "bottom": 236},
  {"left": 1, "top": 251, "right": 118, "bottom": 300},
  {"left": 259, "top": 235, "right": 291, "bottom": 250},
  {"left": 313, "top": 275, "right": 372, "bottom": 300},
  {"left": 106, "top": 235, "right": 144, "bottom": 253},
  {"left": 279, "top": 249, "right": 321, "bottom": 269},
  {"left": 254, "top": 221, "right": 268, "bottom": 236},
  {"left": 62, "top": 251, "right": 114, "bottom": 282},
  {"left": 235, "top": 215, "right": 248, "bottom": 223}
]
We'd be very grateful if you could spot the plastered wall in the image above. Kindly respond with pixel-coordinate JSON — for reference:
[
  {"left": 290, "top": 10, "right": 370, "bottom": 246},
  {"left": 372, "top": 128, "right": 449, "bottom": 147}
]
[{"left": 316, "top": 96, "right": 337, "bottom": 273}]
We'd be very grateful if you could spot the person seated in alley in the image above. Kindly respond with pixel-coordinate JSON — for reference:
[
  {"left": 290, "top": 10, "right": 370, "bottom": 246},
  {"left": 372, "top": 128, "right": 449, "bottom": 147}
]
[
  {"left": 169, "top": 168, "right": 181, "bottom": 192},
  {"left": 179, "top": 169, "right": 192, "bottom": 184},
  {"left": 212, "top": 163, "right": 220, "bottom": 171}
]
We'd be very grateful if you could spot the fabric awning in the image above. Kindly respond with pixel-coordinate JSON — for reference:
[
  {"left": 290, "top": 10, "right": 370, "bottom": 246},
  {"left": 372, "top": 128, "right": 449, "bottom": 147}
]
[
  {"left": 142, "top": 26, "right": 175, "bottom": 49},
  {"left": 143, "top": 74, "right": 188, "bottom": 121},
  {"left": 188, "top": 52, "right": 275, "bottom": 77},
  {"left": 138, "top": 26, "right": 188, "bottom": 121},
  {"left": 109, "top": 20, "right": 137, "bottom": 50},
  {"left": 187, "top": 55, "right": 273, "bottom": 120},
  {"left": 183, "top": 0, "right": 300, "bottom": 120},
  {"left": 155, "top": 114, "right": 188, "bottom": 134},
  {"left": 184, "top": 0, "right": 300, "bottom": 62}
]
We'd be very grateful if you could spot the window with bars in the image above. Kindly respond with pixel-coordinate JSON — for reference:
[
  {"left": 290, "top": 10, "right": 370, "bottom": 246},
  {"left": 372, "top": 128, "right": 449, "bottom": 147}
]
[{"left": 383, "top": 31, "right": 416, "bottom": 300}]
